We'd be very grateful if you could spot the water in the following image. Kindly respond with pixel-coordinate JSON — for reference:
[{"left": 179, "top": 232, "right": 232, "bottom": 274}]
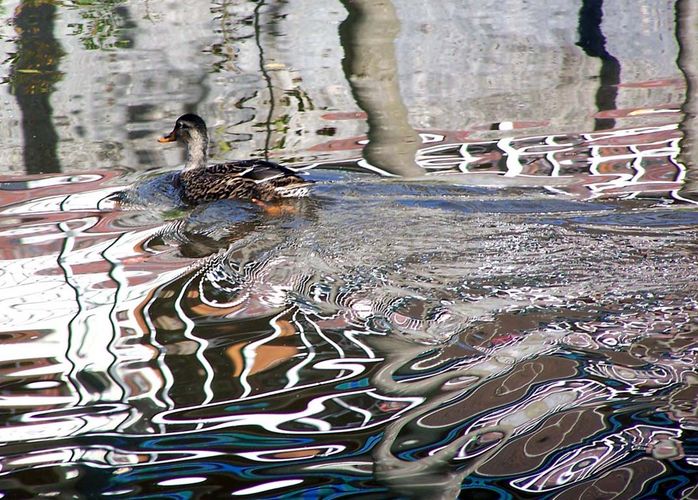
[{"left": 0, "top": 1, "right": 697, "bottom": 498}]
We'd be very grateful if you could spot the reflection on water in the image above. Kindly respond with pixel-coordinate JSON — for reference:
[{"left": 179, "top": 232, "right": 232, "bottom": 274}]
[
  {"left": 0, "top": 150, "right": 696, "bottom": 496},
  {"left": 0, "top": 0, "right": 697, "bottom": 498},
  {"left": 9, "top": 0, "right": 63, "bottom": 174},
  {"left": 339, "top": 0, "right": 423, "bottom": 177},
  {"left": 576, "top": 0, "right": 621, "bottom": 131},
  {"left": 415, "top": 120, "right": 689, "bottom": 202}
]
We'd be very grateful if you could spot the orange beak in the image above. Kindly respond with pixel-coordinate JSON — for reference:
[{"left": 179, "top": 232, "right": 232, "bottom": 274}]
[{"left": 158, "top": 130, "right": 177, "bottom": 143}]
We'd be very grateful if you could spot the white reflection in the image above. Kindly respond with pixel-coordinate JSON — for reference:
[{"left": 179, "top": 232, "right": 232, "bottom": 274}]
[
  {"left": 236, "top": 444, "right": 345, "bottom": 462},
  {"left": 158, "top": 477, "right": 207, "bottom": 487},
  {"left": 232, "top": 479, "right": 304, "bottom": 497}
]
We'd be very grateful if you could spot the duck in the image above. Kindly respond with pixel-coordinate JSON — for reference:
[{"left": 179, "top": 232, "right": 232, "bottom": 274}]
[{"left": 157, "top": 113, "right": 312, "bottom": 206}]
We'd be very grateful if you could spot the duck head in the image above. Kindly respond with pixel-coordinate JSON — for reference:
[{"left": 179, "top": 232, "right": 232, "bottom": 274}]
[{"left": 159, "top": 114, "right": 209, "bottom": 170}]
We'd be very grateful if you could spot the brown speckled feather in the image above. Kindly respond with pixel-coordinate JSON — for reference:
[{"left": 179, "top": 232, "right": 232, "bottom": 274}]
[{"left": 180, "top": 159, "right": 312, "bottom": 204}]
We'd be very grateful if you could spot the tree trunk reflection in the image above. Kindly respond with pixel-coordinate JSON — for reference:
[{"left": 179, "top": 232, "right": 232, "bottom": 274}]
[
  {"left": 576, "top": 0, "right": 621, "bottom": 132},
  {"left": 10, "top": 0, "right": 63, "bottom": 175},
  {"left": 676, "top": 0, "right": 698, "bottom": 200},
  {"left": 339, "top": 0, "right": 423, "bottom": 177}
]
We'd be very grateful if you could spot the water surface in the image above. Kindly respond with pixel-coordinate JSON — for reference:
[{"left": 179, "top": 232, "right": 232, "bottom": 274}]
[{"left": 0, "top": 1, "right": 697, "bottom": 498}]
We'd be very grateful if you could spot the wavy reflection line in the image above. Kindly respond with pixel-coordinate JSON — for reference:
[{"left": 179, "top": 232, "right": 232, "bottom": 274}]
[
  {"left": 544, "top": 135, "right": 573, "bottom": 178},
  {"left": 284, "top": 309, "right": 317, "bottom": 390},
  {"left": 135, "top": 240, "right": 390, "bottom": 414},
  {"left": 238, "top": 308, "right": 288, "bottom": 399},
  {"left": 67, "top": 216, "right": 204, "bottom": 431},
  {"left": 102, "top": 229, "right": 147, "bottom": 431},
  {"left": 57, "top": 218, "right": 194, "bottom": 433},
  {"left": 2, "top": 444, "right": 223, "bottom": 473},
  {"left": 0, "top": 188, "right": 122, "bottom": 216},
  {"left": 141, "top": 277, "right": 177, "bottom": 424},
  {"left": 306, "top": 314, "right": 345, "bottom": 358},
  {"left": 2, "top": 403, "right": 136, "bottom": 444},
  {"left": 58, "top": 217, "right": 121, "bottom": 408},
  {"left": 0, "top": 209, "right": 187, "bottom": 434},
  {"left": 347, "top": 334, "right": 503, "bottom": 496},
  {"left": 462, "top": 379, "right": 620, "bottom": 439},
  {"left": 235, "top": 444, "right": 346, "bottom": 463},
  {"left": 149, "top": 354, "right": 383, "bottom": 418},
  {"left": 333, "top": 397, "right": 373, "bottom": 428},
  {"left": 174, "top": 267, "right": 215, "bottom": 412},
  {"left": 231, "top": 479, "right": 305, "bottom": 497},
  {"left": 510, "top": 425, "right": 682, "bottom": 493},
  {"left": 152, "top": 389, "right": 420, "bottom": 434},
  {"left": 134, "top": 236, "right": 261, "bottom": 419},
  {"left": 101, "top": 229, "right": 175, "bottom": 429}
]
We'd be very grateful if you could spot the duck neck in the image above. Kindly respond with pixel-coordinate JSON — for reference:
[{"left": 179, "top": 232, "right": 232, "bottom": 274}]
[{"left": 183, "top": 132, "right": 209, "bottom": 171}]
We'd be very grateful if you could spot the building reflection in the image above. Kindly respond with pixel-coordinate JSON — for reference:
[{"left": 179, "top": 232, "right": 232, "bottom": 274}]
[{"left": 310, "top": 120, "right": 692, "bottom": 203}]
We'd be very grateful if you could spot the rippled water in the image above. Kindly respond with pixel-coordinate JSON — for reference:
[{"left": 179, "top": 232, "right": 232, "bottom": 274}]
[{"left": 1, "top": 1, "right": 697, "bottom": 498}]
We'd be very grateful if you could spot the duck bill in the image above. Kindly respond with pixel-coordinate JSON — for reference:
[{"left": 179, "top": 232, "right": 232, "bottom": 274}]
[{"left": 158, "top": 130, "right": 177, "bottom": 143}]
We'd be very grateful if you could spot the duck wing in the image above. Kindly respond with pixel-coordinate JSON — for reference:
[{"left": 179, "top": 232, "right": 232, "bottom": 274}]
[
  {"left": 181, "top": 160, "right": 312, "bottom": 203},
  {"left": 205, "top": 159, "right": 299, "bottom": 182}
]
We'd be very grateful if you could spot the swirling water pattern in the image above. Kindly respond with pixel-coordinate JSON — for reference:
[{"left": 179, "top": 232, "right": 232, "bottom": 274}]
[
  {"left": 0, "top": 1, "right": 697, "bottom": 498},
  {"left": 1, "top": 131, "right": 697, "bottom": 497}
]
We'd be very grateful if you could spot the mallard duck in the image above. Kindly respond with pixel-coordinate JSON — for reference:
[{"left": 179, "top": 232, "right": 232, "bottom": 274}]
[{"left": 158, "top": 113, "right": 312, "bottom": 205}]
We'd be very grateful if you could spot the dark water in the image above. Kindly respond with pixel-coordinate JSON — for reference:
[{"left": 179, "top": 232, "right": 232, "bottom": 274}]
[{"left": 0, "top": 1, "right": 697, "bottom": 498}]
